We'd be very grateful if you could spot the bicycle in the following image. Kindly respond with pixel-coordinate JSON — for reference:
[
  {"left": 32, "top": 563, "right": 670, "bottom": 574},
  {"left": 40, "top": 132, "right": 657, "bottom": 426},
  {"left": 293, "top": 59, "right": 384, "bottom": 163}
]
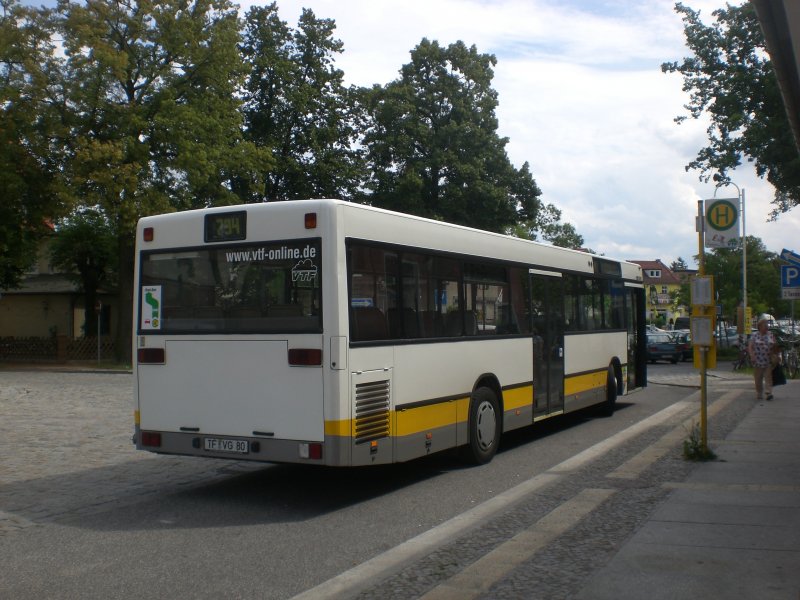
[
  {"left": 781, "top": 342, "right": 799, "bottom": 379},
  {"left": 732, "top": 346, "right": 751, "bottom": 371}
]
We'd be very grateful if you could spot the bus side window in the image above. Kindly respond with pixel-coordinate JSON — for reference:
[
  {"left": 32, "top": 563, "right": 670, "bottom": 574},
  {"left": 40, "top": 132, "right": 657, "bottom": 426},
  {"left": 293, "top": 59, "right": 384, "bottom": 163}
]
[
  {"left": 388, "top": 307, "right": 421, "bottom": 338},
  {"left": 444, "top": 311, "right": 463, "bottom": 336},
  {"left": 351, "top": 307, "right": 389, "bottom": 341}
]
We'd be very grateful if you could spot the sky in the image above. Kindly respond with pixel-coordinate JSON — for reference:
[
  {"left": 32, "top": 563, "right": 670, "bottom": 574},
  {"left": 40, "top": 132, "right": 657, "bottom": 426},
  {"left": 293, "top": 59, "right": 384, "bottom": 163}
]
[{"left": 237, "top": 0, "right": 800, "bottom": 267}]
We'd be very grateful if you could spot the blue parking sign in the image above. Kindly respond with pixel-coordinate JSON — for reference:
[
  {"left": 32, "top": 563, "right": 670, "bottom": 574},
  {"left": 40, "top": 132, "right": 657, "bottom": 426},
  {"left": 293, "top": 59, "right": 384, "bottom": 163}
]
[
  {"left": 782, "top": 265, "right": 800, "bottom": 299},
  {"left": 782, "top": 265, "right": 800, "bottom": 287}
]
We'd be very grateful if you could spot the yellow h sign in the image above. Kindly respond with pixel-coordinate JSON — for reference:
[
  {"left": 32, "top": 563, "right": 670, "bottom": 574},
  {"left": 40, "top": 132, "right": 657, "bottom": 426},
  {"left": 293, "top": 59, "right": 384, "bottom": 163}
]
[
  {"left": 707, "top": 200, "right": 737, "bottom": 230},
  {"left": 704, "top": 198, "right": 739, "bottom": 248}
]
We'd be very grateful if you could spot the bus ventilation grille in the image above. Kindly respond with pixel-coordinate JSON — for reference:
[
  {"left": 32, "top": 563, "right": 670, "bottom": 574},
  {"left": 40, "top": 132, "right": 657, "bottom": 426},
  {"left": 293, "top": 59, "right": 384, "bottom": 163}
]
[{"left": 354, "top": 380, "right": 390, "bottom": 444}]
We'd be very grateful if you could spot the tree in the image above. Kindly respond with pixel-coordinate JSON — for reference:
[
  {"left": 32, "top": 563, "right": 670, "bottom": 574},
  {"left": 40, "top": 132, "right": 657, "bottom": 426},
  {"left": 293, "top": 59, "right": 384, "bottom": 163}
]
[
  {"left": 702, "top": 235, "right": 785, "bottom": 321},
  {"left": 361, "top": 39, "right": 541, "bottom": 233},
  {"left": 670, "top": 257, "right": 690, "bottom": 272},
  {"left": 53, "top": 0, "right": 269, "bottom": 360},
  {"left": 240, "top": 4, "right": 363, "bottom": 202},
  {"left": 0, "top": 0, "right": 66, "bottom": 288},
  {"left": 49, "top": 208, "right": 117, "bottom": 337},
  {"left": 507, "top": 174, "right": 585, "bottom": 249},
  {"left": 662, "top": 2, "right": 800, "bottom": 218}
]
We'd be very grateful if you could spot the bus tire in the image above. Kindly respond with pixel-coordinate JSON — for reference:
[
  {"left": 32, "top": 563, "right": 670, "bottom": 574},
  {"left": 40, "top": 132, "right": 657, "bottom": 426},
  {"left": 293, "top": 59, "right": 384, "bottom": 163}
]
[
  {"left": 599, "top": 367, "right": 618, "bottom": 417},
  {"left": 464, "top": 387, "right": 501, "bottom": 465}
]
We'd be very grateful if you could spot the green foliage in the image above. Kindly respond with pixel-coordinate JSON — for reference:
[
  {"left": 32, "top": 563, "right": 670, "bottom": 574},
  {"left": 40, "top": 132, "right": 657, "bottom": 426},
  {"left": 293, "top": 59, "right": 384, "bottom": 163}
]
[
  {"left": 55, "top": 0, "right": 268, "bottom": 227},
  {"left": 508, "top": 193, "right": 585, "bottom": 249},
  {"left": 52, "top": 0, "right": 270, "bottom": 359},
  {"left": 662, "top": 2, "right": 800, "bottom": 217},
  {"left": 361, "top": 39, "right": 544, "bottom": 233},
  {"left": 4, "top": 0, "right": 584, "bottom": 354},
  {"left": 701, "top": 235, "right": 787, "bottom": 319},
  {"left": 240, "top": 3, "right": 363, "bottom": 201},
  {"left": 49, "top": 208, "right": 117, "bottom": 336},
  {"left": 0, "top": 0, "right": 67, "bottom": 288},
  {"left": 670, "top": 257, "right": 689, "bottom": 271},
  {"left": 683, "top": 421, "right": 717, "bottom": 461}
]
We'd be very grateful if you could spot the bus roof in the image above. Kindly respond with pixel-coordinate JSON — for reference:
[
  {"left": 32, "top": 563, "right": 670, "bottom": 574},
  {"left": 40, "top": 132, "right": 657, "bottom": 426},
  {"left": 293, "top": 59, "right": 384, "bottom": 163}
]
[{"left": 138, "top": 199, "right": 643, "bottom": 282}]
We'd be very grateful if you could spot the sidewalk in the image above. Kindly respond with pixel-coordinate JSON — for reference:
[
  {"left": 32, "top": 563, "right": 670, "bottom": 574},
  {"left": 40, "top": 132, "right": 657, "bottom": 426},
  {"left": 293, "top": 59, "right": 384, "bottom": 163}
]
[
  {"left": 647, "top": 359, "right": 752, "bottom": 388},
  {"left": 575, "top": 378, "right": 800, "bottom": 599}
]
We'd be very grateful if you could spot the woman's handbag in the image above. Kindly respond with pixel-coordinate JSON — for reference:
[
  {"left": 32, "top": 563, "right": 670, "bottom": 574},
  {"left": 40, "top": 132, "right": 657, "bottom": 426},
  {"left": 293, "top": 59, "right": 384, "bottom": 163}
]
[{"left": 772, "top": 363, "right": 787, "bottom": 386}]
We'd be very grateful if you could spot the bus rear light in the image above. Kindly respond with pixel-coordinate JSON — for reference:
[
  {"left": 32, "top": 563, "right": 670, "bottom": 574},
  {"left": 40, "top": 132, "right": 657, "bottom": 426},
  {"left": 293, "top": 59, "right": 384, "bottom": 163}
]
[
  {"left": 299, "top": 442, "right": 323, "bottom": 460},
  {"left": 288, "top": 348, "right": 322, "bottom": 366},
  {"left": 304, "top": 212, "right": 317, "bottom": 229},
  {"left": 141, "top": 431, "right": 162, "bottom": 447},
  {"left": 138, "top": 348, "right": 165, "bottom": 364},
  {"left": 143, "top": 227, "right": 154, "bottom": 241}
]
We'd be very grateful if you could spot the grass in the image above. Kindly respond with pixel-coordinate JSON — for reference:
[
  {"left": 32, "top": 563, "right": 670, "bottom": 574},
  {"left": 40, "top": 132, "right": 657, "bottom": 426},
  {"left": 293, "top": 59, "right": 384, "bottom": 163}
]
[{"left": 683, "top": 421, "right": 717, "bottom": 462}]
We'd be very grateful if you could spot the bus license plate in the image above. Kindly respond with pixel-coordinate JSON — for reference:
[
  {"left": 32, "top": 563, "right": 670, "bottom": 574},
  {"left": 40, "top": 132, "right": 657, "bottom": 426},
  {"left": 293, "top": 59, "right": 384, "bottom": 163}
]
[{"left": 204, "top": 437, "right": 249, "bottom": 454}]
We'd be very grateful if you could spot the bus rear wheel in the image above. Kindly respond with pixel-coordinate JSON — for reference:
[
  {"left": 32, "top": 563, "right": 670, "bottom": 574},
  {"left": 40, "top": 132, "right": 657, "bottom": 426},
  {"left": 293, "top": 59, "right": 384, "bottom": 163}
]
[
  {"left": 464, "top": 387, "right": 501, "bottom": 465},
  {"left": 598, "top": 366, "right": 618, "bottom": 417}
]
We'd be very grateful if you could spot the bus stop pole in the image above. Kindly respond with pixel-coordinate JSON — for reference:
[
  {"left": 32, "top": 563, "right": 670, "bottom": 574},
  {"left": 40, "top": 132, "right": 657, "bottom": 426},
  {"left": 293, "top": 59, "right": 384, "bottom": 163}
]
[{"left": 696, "top": 201, "right": 708, "bottom": 451}]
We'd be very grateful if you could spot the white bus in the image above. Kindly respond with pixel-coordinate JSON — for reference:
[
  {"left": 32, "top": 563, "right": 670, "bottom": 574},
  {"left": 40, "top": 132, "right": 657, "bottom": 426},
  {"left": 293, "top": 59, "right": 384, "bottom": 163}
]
[{"left": 133, "top": 199, "right": 647, "bottom": 466}]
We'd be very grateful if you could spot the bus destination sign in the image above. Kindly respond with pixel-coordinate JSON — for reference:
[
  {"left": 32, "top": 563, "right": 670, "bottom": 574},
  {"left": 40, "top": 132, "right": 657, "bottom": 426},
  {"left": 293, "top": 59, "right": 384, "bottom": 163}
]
[{"left": 205, "top": 211, "right": 247, "bottom": 242}]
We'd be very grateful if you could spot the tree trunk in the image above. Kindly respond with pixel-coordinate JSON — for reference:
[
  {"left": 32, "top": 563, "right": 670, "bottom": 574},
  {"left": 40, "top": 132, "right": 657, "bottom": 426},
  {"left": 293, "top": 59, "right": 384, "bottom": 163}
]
[{"left": 83, "top": 287, "right": 98, "bottom": 337}]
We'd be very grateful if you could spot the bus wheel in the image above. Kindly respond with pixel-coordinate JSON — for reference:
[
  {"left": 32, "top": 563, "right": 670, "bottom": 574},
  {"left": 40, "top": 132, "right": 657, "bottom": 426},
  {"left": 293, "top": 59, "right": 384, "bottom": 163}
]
[
  {"left": 465, "top": 387, "right": 501, "bottom": 464},
  {"left": 599, "top": 367, "right": 618, "bottom": 417}
]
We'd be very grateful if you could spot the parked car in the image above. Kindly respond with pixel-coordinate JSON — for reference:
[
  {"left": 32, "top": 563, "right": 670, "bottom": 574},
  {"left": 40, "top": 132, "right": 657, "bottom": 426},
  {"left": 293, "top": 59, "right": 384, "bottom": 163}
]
[
  {"left": 671, "top": 330, "right": 692, "bottom": 361},
  {"left": 646, "top": 332, "right": 681, "bottom": 364},
  {"left": 717, "top": 327, "right": 746, "bottom": 348},
  {"left": 673, "top": 317, "right": 690, "bottom": 330}
]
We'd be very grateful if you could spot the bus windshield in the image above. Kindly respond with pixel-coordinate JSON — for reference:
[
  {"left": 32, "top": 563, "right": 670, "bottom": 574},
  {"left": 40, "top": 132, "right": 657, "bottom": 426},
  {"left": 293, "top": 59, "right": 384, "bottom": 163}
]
[{"left": 139, "top": 239, "right": 321, "bottom": 334}]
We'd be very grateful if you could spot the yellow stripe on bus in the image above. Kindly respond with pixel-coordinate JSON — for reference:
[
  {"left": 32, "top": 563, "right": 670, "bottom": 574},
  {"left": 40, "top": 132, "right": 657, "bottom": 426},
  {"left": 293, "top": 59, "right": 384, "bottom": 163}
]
[
  {"left": 325, "top": 385, "right": 540, "bottom": 439},
  {"left": 324, "top": 397, "right": 472, "bottom": 438},
  {"left": 394, "top": 397, "right": 470, "bottom": 436},
  {"left": 323, "top": 375, "right": 607, "bottom": 440},
  {"left": 564, "top": 370, "right": 607, "bottom": 396},
  {"left": 502, "top": 385, "right": 533, "bottom": 410},
  {"left": 324, "top": 419, "right": 352, "bottom": 437}
]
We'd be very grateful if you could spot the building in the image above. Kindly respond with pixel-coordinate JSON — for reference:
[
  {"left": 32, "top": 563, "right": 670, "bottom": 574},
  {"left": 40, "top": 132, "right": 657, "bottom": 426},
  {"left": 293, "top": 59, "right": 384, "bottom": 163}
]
[
  {"left": 0, "top": 236, "right": 117, "bottom": 361},
  {"left": 629, "top": 259, "right": 687, "bottom": 327}
]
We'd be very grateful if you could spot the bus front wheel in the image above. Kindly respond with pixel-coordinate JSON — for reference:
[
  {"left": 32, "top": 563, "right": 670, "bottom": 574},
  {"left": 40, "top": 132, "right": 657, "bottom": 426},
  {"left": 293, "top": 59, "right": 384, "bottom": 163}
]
[{"left": 465, "top": 387, "right": 501, "bottom": 465}]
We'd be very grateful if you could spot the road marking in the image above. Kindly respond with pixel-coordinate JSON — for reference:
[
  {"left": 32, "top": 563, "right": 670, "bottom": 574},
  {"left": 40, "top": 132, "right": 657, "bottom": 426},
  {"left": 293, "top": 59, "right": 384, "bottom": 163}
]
[
  {"left": 291, "top": 399, "right": 695, "bottom": 600},
  {"left": 0, "top": 510, "right": 36, "bottom": 534},
  {"left": 547, "top": 400, "right": 693, "bottom": 474},
  {"left": 608, "top": 390, "right": 742, "bottom": 479},
  {"left": 664, "top": 482, "right": 800, "bottom": 493},
  {"left": 418, "top": 488, "right": 616, "bottom": 600}
]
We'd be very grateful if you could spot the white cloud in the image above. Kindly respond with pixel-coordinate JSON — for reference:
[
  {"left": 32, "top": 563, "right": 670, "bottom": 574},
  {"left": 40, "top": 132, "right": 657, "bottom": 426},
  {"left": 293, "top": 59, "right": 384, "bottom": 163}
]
[{"left": 245, "top": 0, "right": 799, "bottom": 265}]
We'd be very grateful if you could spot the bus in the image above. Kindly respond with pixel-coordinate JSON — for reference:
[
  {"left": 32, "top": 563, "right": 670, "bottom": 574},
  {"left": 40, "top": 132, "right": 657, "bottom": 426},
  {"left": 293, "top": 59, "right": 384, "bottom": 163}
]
[{"left": 133, "top": 199, "right": 647, "bottom": 466}]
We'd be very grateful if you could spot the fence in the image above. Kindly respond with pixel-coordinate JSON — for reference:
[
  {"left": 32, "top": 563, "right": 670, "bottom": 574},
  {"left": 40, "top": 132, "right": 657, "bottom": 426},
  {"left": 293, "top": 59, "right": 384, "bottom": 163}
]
[{"left": 0, "top": 336, "right": 117, "bottom": 362}]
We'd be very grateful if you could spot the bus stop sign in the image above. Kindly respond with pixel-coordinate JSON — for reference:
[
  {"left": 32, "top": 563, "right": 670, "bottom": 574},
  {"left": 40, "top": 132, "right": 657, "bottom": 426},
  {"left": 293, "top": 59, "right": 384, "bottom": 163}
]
[{"left": 704, "top": 198, "right": 740, "bottom": 249}]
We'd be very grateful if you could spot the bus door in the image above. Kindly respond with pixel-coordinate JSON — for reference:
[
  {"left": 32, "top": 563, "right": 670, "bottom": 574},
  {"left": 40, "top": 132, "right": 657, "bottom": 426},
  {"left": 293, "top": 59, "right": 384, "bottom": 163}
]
[
  {"left": 626, "top": 284, "right": 647, "bottom": 389},
  {"left": 529, "top": 270, "right": 565, "bottom": 417}
]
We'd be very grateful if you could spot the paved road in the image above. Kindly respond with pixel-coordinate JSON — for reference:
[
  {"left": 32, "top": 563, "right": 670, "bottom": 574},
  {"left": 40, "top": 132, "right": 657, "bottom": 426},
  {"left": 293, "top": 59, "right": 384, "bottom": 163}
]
[
  {"left": 0, "top": 366, "right": 757, "bottom": 599},
  {"left": 0, "top": 371, "right": 264, "bottom": 535}
]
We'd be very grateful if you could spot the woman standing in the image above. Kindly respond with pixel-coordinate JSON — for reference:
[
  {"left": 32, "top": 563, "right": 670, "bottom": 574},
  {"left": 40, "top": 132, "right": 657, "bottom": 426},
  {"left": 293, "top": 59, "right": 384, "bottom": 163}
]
[{"left": 748, "top": 316, "right": 776, "bottom": 401}]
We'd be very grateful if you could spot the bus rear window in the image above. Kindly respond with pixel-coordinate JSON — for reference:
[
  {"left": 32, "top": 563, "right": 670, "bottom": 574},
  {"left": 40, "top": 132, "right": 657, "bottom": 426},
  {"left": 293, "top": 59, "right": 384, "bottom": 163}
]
[{"left": 139, "top": 240, "right": 321, "bottom": 334}]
